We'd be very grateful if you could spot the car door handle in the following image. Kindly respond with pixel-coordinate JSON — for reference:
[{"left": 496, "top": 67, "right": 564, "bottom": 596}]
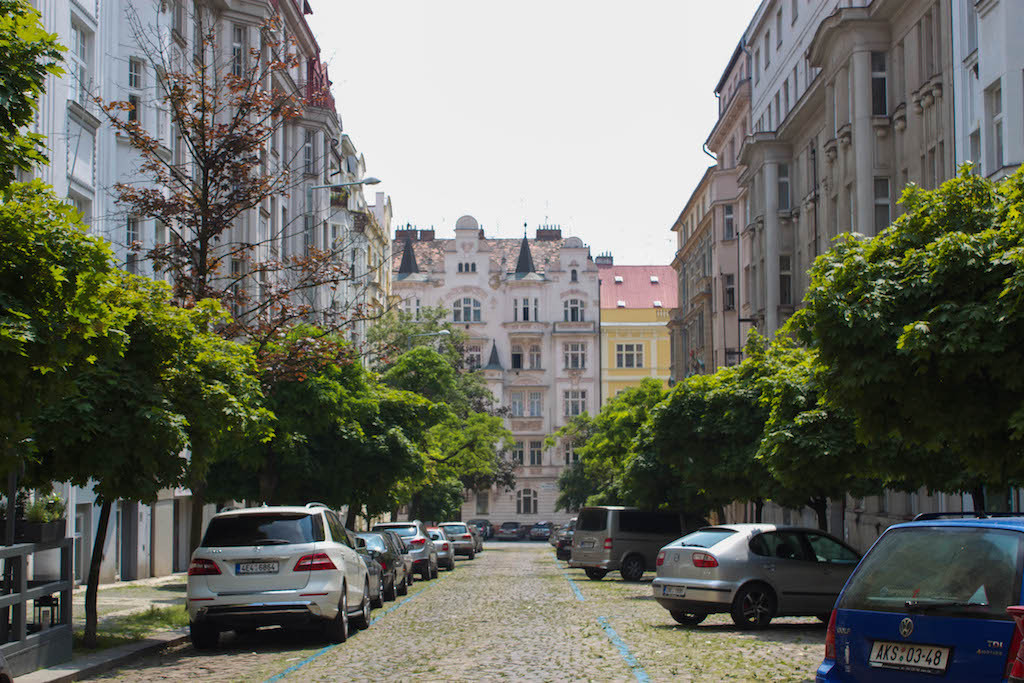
[{"left": 761, "top": 563, "right": 776, "bottom": 571}]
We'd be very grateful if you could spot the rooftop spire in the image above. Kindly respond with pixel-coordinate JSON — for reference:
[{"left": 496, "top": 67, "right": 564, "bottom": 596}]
[
  {"left": 515, "top": 234, "right": 536, "bottom": 274},
  {"left": 483, "top": 341, "right": 503, "bottom": 370},
  {"left": 398, "top": 239, "right": 419, "bottom": 274}
]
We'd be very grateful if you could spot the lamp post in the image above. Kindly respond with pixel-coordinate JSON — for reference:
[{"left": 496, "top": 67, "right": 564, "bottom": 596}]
[
  {"left": 407, "top": 329, "right": 450, "bottom": 349},
  {"left": 310, "top": 177, "right": 382, "bottom": 191}
]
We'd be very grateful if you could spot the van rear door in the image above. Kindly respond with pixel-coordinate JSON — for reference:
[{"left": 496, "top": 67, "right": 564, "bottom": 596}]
[{"left": 571, "top": 508, "right": 610, "bottom": 565}]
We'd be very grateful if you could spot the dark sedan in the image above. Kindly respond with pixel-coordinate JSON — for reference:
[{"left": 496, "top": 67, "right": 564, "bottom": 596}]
[{"left": 357, "top": 532, "right": 406, "bottom": 601}]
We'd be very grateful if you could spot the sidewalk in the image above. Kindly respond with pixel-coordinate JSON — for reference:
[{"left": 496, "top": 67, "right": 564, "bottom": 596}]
[{"left": 19, "top": 574, "right": 190, "bottom": 682}]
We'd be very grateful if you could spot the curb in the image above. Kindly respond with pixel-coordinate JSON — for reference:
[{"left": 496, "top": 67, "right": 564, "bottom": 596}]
[{"left": 17, "top": 629, "right": 189, "bottom": 683}]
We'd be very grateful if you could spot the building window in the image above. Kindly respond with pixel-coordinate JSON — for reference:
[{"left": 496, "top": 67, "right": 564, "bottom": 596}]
[
  {"left": 754, "top": 49, "right": 761, "bottom": 84},
  {"left": 564, "top": 443, "right": 578, "bottom": 465},
  {"left": 231, "top": 258, "right": 243, "bottom": 318},
  {"left": 303, "top": 129, "right": 315, "bottom": 174},
  {"left": 764, "top": 31, "right": 770, "bottom": 67},
  {"left": 458, "top": 263, "right": 463, "bottom": 273},
  {"left": 509, "top": 391, "right": 524, "bottom": 417},
  {"left": 563, "top": 390, "right": 587, "bottom": 417},
  {"left": 511, "top": 441, "right": 524, "bottom": 465},
  {"left": 69, "top": 23, "right": 91, "bottom": 106},
  {"left": 791, "top": 0, "right": 798, "bottom": 22},
  {"left": 516, "top": 489, "right": 537, "bottom": 515},
  {"left": 511, "top": 344, "right": 523, "bottom": 369},
  {"left": 475, "top": 490, "right": 489, "bottom": 515},
  {"left": 724, "top": 273, "right": 736, "bottom": 311},
  {"left": 452, "top": 297, "right": 481, "bottom": 323},
  {"left": 871, "top": 52, "right": 887, "bottom": 116},
  {"left": 514, "top": 298, "right": 536, "bottom": 322},
  {"left": 989, "top": 83, "right": 1004, "bottom": 172},
  {"left": 563, "top": 299, "right": 585, "bottom": 322},
  {"left": 873, "top": 177, "right": 890, "bottom": 234},
  {"left": 528, "top": 344, "right": 541, "bottom": 369},
  {"left": 723, "top": 205, "right": 735, "bottom": 240},
  {"left": 563, "top": 342, "right": 586, "bottom": 370},
  {"left": 776, "top": 9, "right": 782, "bottom": 46},
  {"left": 128, "top": 94, "right": 141, "bottom": 123},
  {"left": 528, "top": 391, "right": 542, "bottom": 417},
  {"left": 466, "top": 345, "right": 481, "bottom": 370},
  {"left": 570, "top": 269, "right": 578, "bottom": 282},
  {"left": 615, "top": 343, "right": 644, "bottom": 369},
  {"left": 231, "top": 25, "right": 246, "bottom": 77},
  {"left": 779, "top": 255, "right": 793, "bottom": 306},
  {"left": 529, "top": 441, "right": 543, "bottom": 466},
  {"left": 128, "top": 58, "right": 143, "bottom": 89},
  {"left": 777, "top": 163, "right": 790, "bottom": 211}
]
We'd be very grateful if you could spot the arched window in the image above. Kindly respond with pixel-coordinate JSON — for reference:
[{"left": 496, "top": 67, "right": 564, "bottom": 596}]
[
  {"left": 563, "top": 298, "right": 585, "bottom": 322},
  {"left": 571, "top": 269, "right": 578, "bottom": 282},
  {"left": 516, "top": 489, "right": 537, "bottom": 515},
  {"left": 453, "top": 297, "right": 481, "bottom": 322}
]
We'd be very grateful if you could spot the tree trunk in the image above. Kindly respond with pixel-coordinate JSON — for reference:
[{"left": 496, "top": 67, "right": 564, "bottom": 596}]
[
  {"left": 810, "top": 497, "right": 829, "bottom": 531},
  {"left": 189, "top": 481, "right": 206, "bottom": 555},
  {"left": 390, "top": 507, "right": 399, "bottom": 522},
  {"left": 83, "top": 500, "right": 112, "bottom": 648},
  {"left": 971, "top": 485, "right": 986, "bottom": 512},
  {"left": 345, "top": 505, "right": 359, "bottom": 530},
  {"left": 754, "top": 498, "right": 764, "bottom": 523},
  {"left": 988, "top": 486, "right": 1011, "bottom": 512},
  {"left": 258, "top": 463, "right": 278, "bottom": 504}
]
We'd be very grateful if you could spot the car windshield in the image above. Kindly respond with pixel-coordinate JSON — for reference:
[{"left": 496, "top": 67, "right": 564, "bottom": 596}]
[
  {"left": 376, "top": 525, "right": 417, "bottom": 538},
  {"left": 358, "top": 534, "right": 387, "bottom": 552},
  {"left": 443, "top": 524, "right": 468, "bottom": 534},
  {"left": 839, "top": 526, "right": 1023, "bottom": 620},
  {"left": 202, "top": 513, "right": 321, "bottom": 547},
  {"left": 674, "top": 527, "right": 737, "bottom": 549}
]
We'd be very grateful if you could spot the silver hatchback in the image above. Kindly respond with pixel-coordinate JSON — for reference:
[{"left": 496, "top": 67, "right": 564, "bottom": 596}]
[{"left": 651, "top": 524, "right": 860, "bottom": 628}]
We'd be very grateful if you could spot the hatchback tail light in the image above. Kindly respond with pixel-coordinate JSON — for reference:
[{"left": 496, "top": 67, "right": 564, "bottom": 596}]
[
  {"left": 188, "top": 558, "right": 221, "bottom": 576},
  {"left": 656, "top": 551, "right": 666, "bottom": 567},
  {"left": 603, "top": 538, "right": 613, "bottom": 550},
  {"left": 691, "top": 552, "right": 718, "bottom": 568},
  {"left": 824, "top": 610, "right": 837, "bottom": 661},
  {"left": 294, "top": 553, "right": 337, "bottom": 571},
  {"left": 378, "top": 559, "right": 387, "bottom": 571},
  {"left": 1005, "top": 606, "right": 1024, "bottom": 680},
  {"left": 462, "top": 534, "right": 472, "bottom": 540},
  {"left": 409, "top": 538, "right": 426, "bottom": 547},
  {"left": 442, "top": 543, "right": 450, "bottom": 551}
]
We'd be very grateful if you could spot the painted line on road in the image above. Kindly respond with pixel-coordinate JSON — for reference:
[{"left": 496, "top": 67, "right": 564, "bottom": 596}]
[
  {"left": 262, "top": 572, "right": 446, "bottom": 683},
  {"left": 552, "top": 552, "right": 585, "bottom": 602},
  {"left": 596, "top": 615, "right": 651, "bottom": 683}
]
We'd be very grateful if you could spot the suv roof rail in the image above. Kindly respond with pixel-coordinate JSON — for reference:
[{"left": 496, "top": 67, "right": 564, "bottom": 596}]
[
  {"left": 912, "top": 511, "right": 1023, "bottom": 521},
  {"left": 305, "top": 502, "right": 329, "bottom": 509}
]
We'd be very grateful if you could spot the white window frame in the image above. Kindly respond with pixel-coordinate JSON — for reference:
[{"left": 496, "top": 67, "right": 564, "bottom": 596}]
[
  {"left": 615, "top": 343, "right": 644, "bottom": 369},
  {"left": 723, "top": 204, "right": 735, "bottom": 240},
  {"left": 509, "top": 391, "right": 524, "bottom": 417},
  {"left": 779, "top": 254, "right": 793, "bottom": 306},
  {"left": 563, "top": 390, "right": 587, "bottom": 417},
  {"left": 563, "top": 342, "right": 586, "bottom": 370},
  {"left": 528, "top": 344, "right": 541, "bottom": 369},
  {"left": 529, "top": 441, "right": 543, "bottom": 466},
  {"left": 528, "top": 391, "right": 543, "bottom": 417},
  {"left": 231, "top": 24, "right": 246, "bottom": 78},
  {"left": 563, "top": 299, "right": 585, "bottom": 322},
  {"left": 452, "top": 297, "right": 481, "bottom": 323},
  {"left": 873, "top": 177, "right": 891, "bottom": 234}
]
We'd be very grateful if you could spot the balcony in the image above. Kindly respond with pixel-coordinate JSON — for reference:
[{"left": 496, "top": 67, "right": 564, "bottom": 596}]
[{"left": 552, "top": 320, "right": 596, "bottom": 334}]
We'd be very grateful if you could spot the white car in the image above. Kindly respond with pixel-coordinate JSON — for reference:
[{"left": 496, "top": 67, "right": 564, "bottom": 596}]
[{"left": 186, "top": 503, "right": 371, "bottom": 649}]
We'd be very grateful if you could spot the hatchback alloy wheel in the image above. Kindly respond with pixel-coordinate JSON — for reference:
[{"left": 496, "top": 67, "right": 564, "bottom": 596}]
[{"left": 731, "top": 584, "right": 775, "bottom": 628}]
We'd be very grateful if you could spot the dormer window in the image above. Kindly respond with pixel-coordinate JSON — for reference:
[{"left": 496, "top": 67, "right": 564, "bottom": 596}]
[
  {"left": 650, "top": 275, "right": 659, "bottom": 283},
  {"left": 653, "top": 300, "right": 663, "bottom": 308},
  {"left": 614, "top": 275, "right": 624, "bottom": 283},
  {"left": 616, "top": 300, "right": 626, "bottom": 307}
]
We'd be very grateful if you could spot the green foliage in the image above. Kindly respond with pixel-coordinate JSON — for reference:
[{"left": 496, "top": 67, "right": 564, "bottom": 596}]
[
  {"left": 0, "top": 0, "right": 64, "bottom": 187},
  {"left": 24, "top": 492, "right": 64, "bottom": 522},
  {"left": 408, "top": 477, "right": 464, "bottom": 522},
  {"left": 796, "top": 166, "right": 1024, "bottom": 494}
]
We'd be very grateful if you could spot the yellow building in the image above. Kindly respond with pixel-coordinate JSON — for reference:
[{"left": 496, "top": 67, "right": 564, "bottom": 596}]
[{"left": 597, "top": 256, "right": 677, "bottom": 404}]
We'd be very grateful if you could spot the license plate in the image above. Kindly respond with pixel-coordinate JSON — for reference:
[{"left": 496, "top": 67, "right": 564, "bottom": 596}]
[
  {"left": 236, "top": 561, "right": 279, "bottom": 575},
  {"left": 869, "top": 641, "right": 950, "bottom": 673},
  {"left": 580, "top": 541, "right": 594, "bottom": 549},
  {"left": 662, "top": 585, "right": 686, "bottom": 597}
]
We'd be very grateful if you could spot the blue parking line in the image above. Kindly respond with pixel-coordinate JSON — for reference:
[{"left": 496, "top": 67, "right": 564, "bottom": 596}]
[
  {"left": 597, "top": 616, "right": 651, "bottom": 683},
  {"left": 262, "top": 574, "right": 443, "bottom": 682},
  {"left": 552, "top": 552, "right": 586, "bottom": 602}
]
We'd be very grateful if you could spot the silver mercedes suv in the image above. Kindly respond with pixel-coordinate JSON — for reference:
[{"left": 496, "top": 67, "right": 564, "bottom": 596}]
[{"left": 186, "top": 504, "right": 371, "bottom": 649}]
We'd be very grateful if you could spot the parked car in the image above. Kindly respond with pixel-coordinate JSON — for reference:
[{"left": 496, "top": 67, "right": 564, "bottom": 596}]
[
  {"left": 186, "top": 504, "right": 372, "bottom": 649},
  {"left": 463, "top": 522, "right": 484, "bottom": 553},
  {"left": 357, "top": 532, "right": 404, "bottom": 601},
  {"left": 467, "top": 518, "right": 494, "bottom": 539},
  {"left": 355, "top": 536, "right": 385, "bottom": 608},
  {"left": 571, "top": 506, "right": 707, "bottom": 581},
  {"left": 380, "top": 529, "right": 414, "bottom": 591},
  {"left": 652, "top": 524, "right": 860, "bottom": 628},
  {"left": 529, "top": 521, "right": 554, "bottom": 541},
  {"left": 428, "top": 527, "right": 456, "bottom": 570},
  {"left": 496, "top": 521, "right": 526, "bottom": 540},
  {"left": 553, "top": 517, "right": 576, "bottom": 560},
  {"left": 817, "top": 512, "right": 1024, "bottom": 681},
  {"left": 438, "top": 522, "right": 476, "bottom": 559},
  {"left": 372, "top": 521, "right": 438, "bottom": 581}
]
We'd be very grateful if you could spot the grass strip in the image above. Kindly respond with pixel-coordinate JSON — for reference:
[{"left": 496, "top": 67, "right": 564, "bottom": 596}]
[{"left": 73, "top": 605, "right": 188, "bottom": 654}]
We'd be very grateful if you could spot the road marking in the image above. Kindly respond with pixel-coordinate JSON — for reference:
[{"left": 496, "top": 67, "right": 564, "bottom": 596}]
[
  {"left": 262, "top": 573, "right": 445, "bottom": 682},
  {"left": 552, "top": 552, "right": 585, "bottom": 601},
  {"left": 597, "top": 615, "right": 651, "bottom": 683}
]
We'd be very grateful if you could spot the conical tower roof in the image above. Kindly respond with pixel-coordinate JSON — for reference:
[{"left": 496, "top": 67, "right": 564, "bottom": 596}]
[
  {"left": 515, "top": 235, "right": 536, "bottom": 274},
  {"left": 482, "top": 341, "right": 503, "bottom": 370},
  {"left": 398, "top": 239, "right": 419, "bottom": 274}
]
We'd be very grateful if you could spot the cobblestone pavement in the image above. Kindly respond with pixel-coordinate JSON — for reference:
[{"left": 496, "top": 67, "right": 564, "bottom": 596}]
[{"left": 85, "top": 542, "right": 824, "bottom": 681}]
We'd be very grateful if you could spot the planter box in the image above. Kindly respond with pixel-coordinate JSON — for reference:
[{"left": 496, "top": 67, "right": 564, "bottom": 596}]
[{"left": 0, "top": 520, "right": 66, "bottom": 544}]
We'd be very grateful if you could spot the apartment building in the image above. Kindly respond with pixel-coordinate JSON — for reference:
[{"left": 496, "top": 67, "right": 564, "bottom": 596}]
[
  {"left": 391, "top": 218, "right": 599, "bottom": 524},
  {"left": 596, "top": 256, "right": 675, "bottom": 401},
  {"left": 28, "top": 0, "right": 384, "bottom": 583}
]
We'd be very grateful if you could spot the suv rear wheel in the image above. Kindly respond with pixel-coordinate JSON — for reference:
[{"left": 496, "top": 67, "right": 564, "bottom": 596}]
[
  {"left": 619, "top": 554, "right": 645, "bottom": 582},
  {"left": 322, "top": 587, "right": 348, "bottom": 643},
  {"left": 352, "top": 581, "right": 372, "bottom": 630}
]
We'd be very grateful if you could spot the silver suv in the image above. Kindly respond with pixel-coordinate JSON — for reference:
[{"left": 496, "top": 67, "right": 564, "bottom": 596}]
[
  {"left": 186, "top": 504, "right": 371, "bottom": 649},
  {"left": 372, "top": 521, "right": 438, "bottom": 580}
]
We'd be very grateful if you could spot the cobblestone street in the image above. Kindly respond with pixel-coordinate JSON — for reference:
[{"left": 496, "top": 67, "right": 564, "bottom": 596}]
[{"left": 87, "top": 542, "right": 824, "bottom": 681}]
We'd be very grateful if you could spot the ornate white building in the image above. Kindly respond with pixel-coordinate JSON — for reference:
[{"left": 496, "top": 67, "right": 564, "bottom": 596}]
[{"left": 391, "top": 216, "right": 599, "bottom": 524}]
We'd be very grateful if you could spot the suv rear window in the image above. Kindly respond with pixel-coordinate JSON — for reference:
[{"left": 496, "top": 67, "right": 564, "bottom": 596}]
[
  {"left": 443, "top": 524, "right": 468, "bottom": 534},
  {"left": 839, "top": 526, "right": 1024, "bottom": 620},
  {"left": 677, "top": 527, "right": 737, "bottom": 549},
  {"left": 577, "top": 508, "right": 608, "bottom": 532},
  {"left": 376, "top": 525, "right": 417, "bottom": 538},
  {"left": 202, "top": 513, "right": 323, "bottom": 547}
]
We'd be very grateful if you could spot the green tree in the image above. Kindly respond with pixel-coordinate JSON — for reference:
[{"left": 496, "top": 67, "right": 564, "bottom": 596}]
[
  {"left": 0, "top": 0, "right": 63, "bottom": 187},
  {"left": 795, "top": 167, "right": 1024, "bottom": 509}
]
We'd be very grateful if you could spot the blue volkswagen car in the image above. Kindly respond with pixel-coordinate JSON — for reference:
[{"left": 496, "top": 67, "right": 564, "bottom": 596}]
[{"left": 817, "top": 513, "right": 1024, "bottom": 681}]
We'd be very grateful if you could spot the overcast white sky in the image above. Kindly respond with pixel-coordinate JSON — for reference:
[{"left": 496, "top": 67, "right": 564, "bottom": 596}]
[{"left": 312, "top": 1, "right": 761, "bottom": 265}]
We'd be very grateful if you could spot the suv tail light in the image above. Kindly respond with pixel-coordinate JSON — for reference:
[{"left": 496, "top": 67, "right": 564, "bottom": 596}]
[
  {"left": 691, "top": 552, "right": 718, "bottom": 568},
  {"left": 188, "top": 558, "right": 221, "bottom": 576},
  {"left": 294, "top": 553, "right": 337, "bottom": 571},
  {"left": 603, "top": 538, "right": 613, "bottom": 550},
  {"left": 656, "top": 551, "right": 666, "bottom": 567},
  {"left": 409, "top": 538, "right": 426, "bottom": 547},
  {"left": 824, "top": 610, "right": 837, "bottom": 661}
]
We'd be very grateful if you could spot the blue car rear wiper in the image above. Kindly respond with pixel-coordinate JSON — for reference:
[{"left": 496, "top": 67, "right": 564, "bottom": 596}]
[{"left": 904, "top": 599, "right": 989, "bottom": 611}]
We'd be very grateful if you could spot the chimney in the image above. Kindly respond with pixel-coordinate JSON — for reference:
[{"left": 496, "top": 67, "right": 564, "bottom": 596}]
[
  {"left": 535, "top": 225, "right": 562, "bottom": 240},
  {"left": 418, "top": 229, "right": 435, "bottom": 241},
  {"left": 395, "top": 228, "right": 417, "bottom": 242},
  {"left": 595, "top": 252, "right": 614, "bottom": 267}
]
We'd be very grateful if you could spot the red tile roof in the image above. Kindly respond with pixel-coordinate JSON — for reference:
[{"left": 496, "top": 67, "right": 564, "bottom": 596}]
[{"left": 598, "top": 265, "right": 677, "bottom": 309}]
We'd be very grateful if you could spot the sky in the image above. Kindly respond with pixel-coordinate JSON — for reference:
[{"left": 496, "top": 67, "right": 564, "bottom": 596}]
[{"left": 312, "top": 1, "right": 762, "bottom": 265}]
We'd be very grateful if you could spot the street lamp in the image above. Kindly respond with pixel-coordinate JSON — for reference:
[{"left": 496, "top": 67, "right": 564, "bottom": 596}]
[
  {"left": 407, "top": 329, "right": 450, "bottom": 349},
  {"left": 310, "top": 177, "right": 381, "bottom": 191}
]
